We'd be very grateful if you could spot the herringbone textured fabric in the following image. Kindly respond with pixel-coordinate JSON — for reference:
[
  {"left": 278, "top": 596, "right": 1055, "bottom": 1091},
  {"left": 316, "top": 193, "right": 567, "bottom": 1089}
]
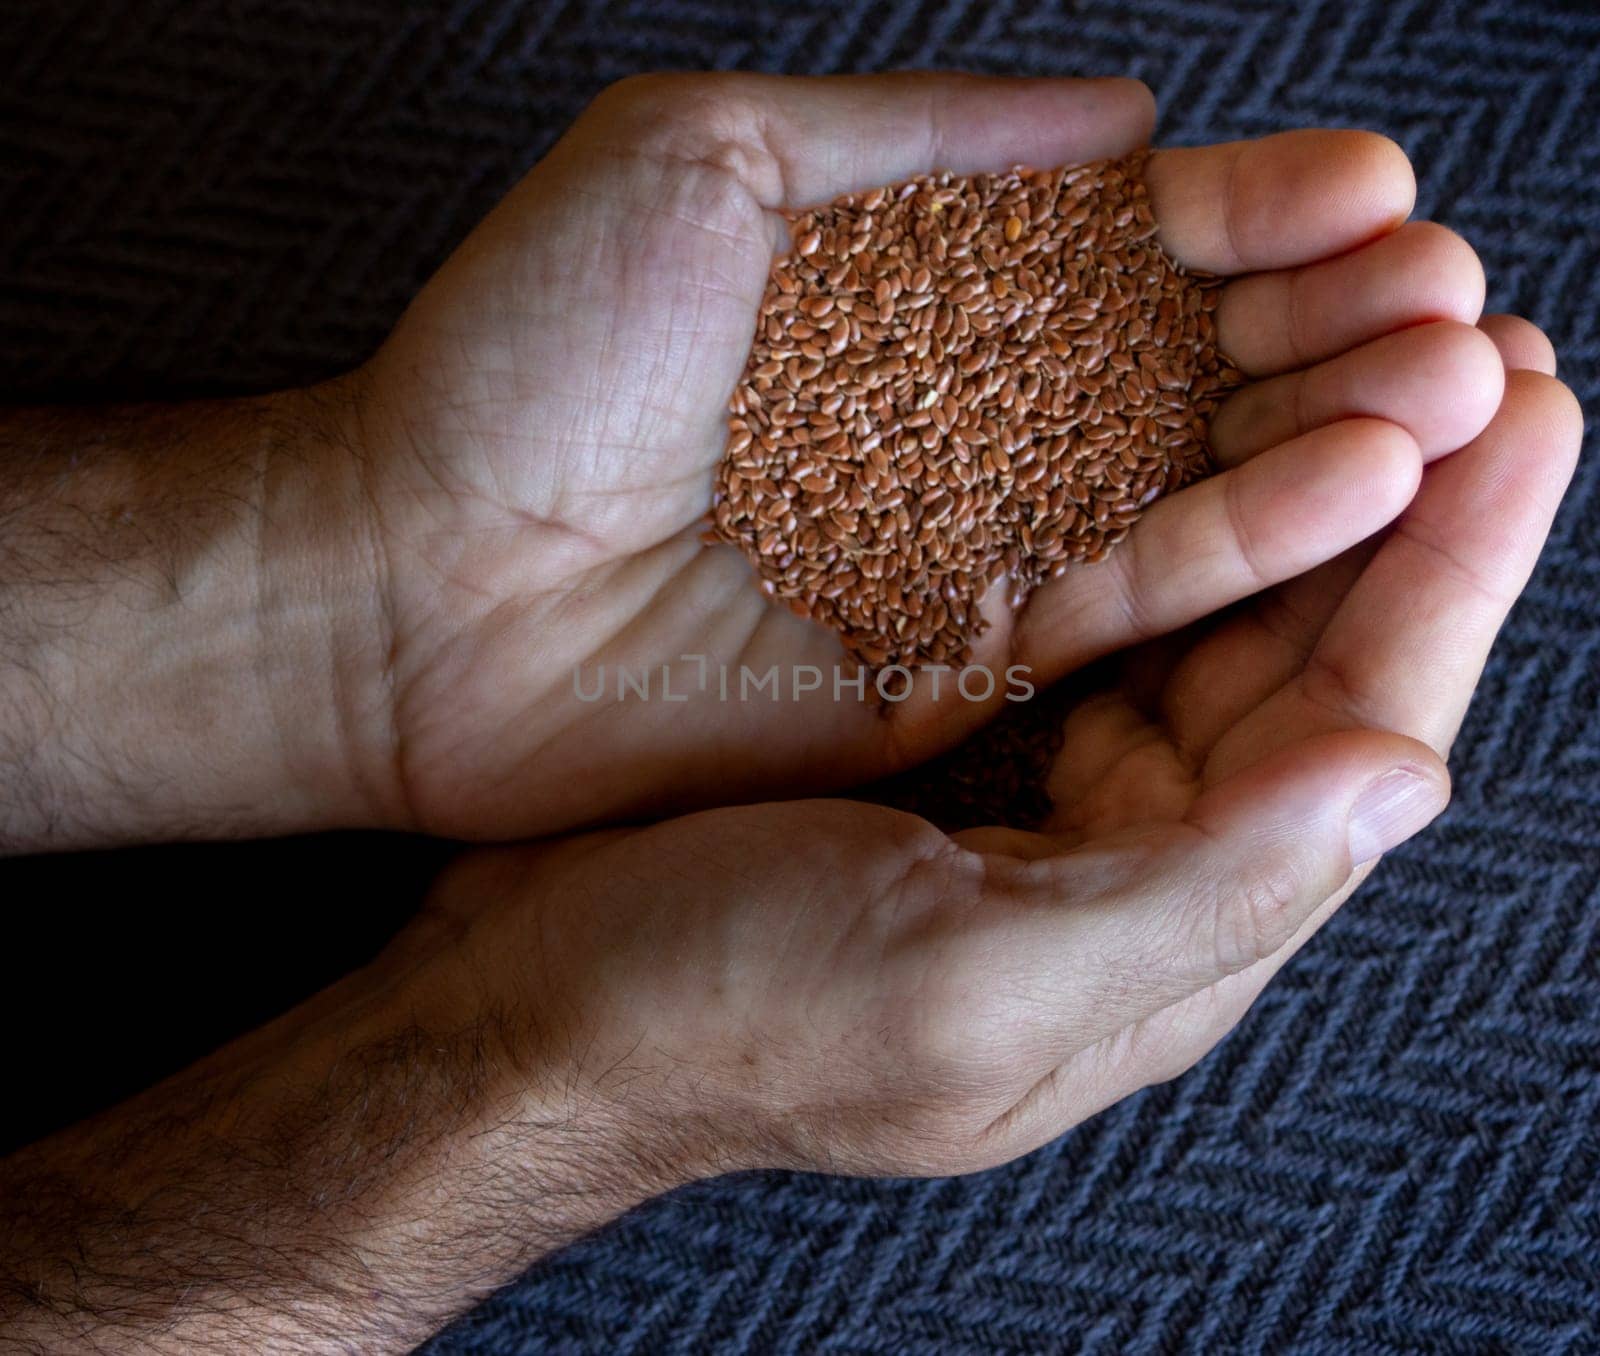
[{"left": 2, "top": 1, "right": 1596, "bottom": 1352}]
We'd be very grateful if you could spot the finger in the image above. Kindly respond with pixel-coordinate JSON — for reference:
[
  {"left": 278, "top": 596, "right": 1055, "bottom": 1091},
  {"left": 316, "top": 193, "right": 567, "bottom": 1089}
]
[
  {"left": 1296, "top": 370, "right": 1582, "bottom": 754},
  {"left": 1014, "top": 419, "right": 1421, "bottom": 687},
  {"left": 1143, "top": 130, "right": 1414, "bottom": 275},
  {"left": 1152, "top": 545, "right": 1376, "bottom": 760},
  {"left": 1208, "top": 321, "right": 1504, "bottom": 467},
  {"left": 586, "top": 72, "right": 1157, "bottom": 209},
  {"left": 1161, "top": 321, "right": 1513, "bottom": 754},
  {"left": 1215, "top": 370, "right": 1582, "bottom": 770},
  {"left": 1217, "top": 221, "right": 1486, "bottom": 376},
  {"left": 1478, "top": 313, "right": 1558, "bottom": 375},
  {"left": 992, "top": 729, "right": 1449, "bottom": 1038}
]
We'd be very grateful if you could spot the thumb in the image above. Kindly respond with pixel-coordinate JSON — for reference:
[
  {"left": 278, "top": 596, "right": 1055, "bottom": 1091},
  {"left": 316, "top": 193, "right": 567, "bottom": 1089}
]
[
  {"left": 1124, "top": 728, "right": 1450, "bottom": 1000},
  {"left": 563, "top": 71, "right": 1156, "bottom": 211},
  {"left": 1000, "top": 728, "right": 1450, "bottom": 1040}
]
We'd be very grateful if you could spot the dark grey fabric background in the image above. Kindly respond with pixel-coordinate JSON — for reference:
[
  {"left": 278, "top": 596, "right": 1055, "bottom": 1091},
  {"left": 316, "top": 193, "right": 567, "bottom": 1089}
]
[{"left": 1, "top": 1, "right": 1595, "bottom": 1352}]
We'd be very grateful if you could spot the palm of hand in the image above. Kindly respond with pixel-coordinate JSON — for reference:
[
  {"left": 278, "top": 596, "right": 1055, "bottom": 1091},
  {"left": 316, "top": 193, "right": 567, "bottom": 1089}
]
[
  {"left": 351, "top": 75, "right": 1503, "bottom": 840},
  {"left": 359, "top": 96, "right": 894, "bottom": 837}
]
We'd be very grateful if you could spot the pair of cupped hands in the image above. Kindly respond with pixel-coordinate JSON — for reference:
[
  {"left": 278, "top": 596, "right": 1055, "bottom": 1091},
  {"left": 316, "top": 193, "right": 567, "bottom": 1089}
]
[{"left": 306, "top": 74, "right": 1578, "bottom": 1184}]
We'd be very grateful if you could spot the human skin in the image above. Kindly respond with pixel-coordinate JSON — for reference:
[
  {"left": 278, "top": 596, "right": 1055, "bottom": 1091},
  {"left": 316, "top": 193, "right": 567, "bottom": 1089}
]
[
  {"left": 0, "top": 73, "right": 1511, "bottom": 851},
  {"left": 0, "top": 361, "right": 1578, "bottom": 1354},
  {"left": 0, "top": 71, "right": 1582, "bottom": 1352}
]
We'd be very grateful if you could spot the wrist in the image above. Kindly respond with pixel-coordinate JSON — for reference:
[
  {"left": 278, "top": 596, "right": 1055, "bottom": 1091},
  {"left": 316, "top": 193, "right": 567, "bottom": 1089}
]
[
  {"left": 0, "top": 388, "right": 397, "bottom": 849},
  {"left": 250, "top": 377, "right": 411, "bottom": 834},
  {"left": 402, "top": 843, "right": 738, "bottom": 1197},
  {"left": 379, "top": 894, "right": 696, "bottom": 1215}
]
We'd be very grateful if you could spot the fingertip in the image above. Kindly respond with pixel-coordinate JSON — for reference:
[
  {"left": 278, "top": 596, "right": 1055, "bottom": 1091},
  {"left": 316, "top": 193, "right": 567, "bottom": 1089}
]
[
  {"left": 1400, "top": 221, "right": 1486, "bottom": 324},
  {"left": 1279, "top": 129, "right": 1416, "bottom": 249},
  {"left": 1503, "top": 369, "right": 1585, "bottom": 476},
  {"left": 1346, "top": 742, "right": 1452, "bottom": 866},
  {"left": 1095, "top": 76, "right": 1157, "bottom": 145},
  {"left": 1014, "top": 74, "right": 1160, "bottom": 164},
  {"left": 1373, "top": 731, "right": 1454, "bottom": 798},
  {"left": 1478, "top": 313, "right": 1558, "bottom": 375},
  {"left": 1174, "top": 728, "right": 1448, "bottom": 973},
  {"left": 1413, "top": 321, "right": 1506, "bottom": 458},
  {"left": 1148, "top": 128, "right": 1417, "bottom": 274},
  {"left": 1214, "top": 218, "right": 1491, "bottom": 377},
  {"left": 1433, "top": 318, "right": 1507, "bottom": 392},
  {"left": 1359, "top": 731, "right": 1453, "bottom": 803},
  {"left": 1190, "top": 728, "right": 1444, "bottom": 846},
  {"left": 1345, "top": 129, "right": 1417, "bottom": 232},
  {"left": 1343, "top": 416, "right": 1425, "bottom": 512}
]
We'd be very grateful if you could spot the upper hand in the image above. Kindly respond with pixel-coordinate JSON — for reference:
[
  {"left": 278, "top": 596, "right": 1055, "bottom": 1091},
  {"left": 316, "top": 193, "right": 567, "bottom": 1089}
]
[{"left": 336, "top": 72, "right": 1506, "bottom": 838}]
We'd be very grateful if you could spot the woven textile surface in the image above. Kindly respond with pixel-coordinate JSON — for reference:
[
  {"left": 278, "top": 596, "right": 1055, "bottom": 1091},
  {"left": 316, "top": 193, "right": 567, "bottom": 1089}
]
[{"left": 2, "top": 1, "right": 1597, "bottom": 1352}]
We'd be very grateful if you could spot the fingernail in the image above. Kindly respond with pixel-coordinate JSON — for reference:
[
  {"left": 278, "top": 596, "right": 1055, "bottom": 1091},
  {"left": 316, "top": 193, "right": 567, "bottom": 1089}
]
[{"left": 1347, "top": 766, "right": 1445, "bottom": 866}]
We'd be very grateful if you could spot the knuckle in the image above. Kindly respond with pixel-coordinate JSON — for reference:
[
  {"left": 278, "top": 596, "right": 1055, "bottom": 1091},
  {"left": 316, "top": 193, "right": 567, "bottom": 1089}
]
[
  {"left": 1298, "top": 651, "right": 1372, "bottom": 725},
  {"left": 1213, "top": 864, "right": 1305, "bottom": 974},
  {"left": 583, "top": 75, "right": 774, "bottom": 238},
  {"left": 1109, "top": 530, "right": 1166, "bottom": 641},
  {"left": 1219, "top": 459, "right": 1273, "bottom": 589},
  {"left": 1282, "top": 264, "right": 1313, "bottom": 367},
  {"left": 599, "top": 73, "right": 773, "bottom": 184}
]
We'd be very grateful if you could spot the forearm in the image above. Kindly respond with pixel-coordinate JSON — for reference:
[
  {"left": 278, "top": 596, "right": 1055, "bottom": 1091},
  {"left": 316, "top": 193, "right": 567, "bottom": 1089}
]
[
  {"left": 0, "top": 388, "right": 394, "bottom": 849},
  {"left": 0, "top": 924, "right": 658, "bottom": 1355}
]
